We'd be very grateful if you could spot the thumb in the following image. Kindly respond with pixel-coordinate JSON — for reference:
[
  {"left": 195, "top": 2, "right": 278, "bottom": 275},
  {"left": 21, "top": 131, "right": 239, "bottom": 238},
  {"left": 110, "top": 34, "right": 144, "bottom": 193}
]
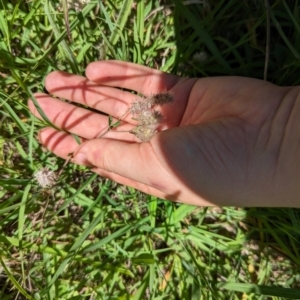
[{"left": 72, "top": 138, "right": 174, "bottom": 191}]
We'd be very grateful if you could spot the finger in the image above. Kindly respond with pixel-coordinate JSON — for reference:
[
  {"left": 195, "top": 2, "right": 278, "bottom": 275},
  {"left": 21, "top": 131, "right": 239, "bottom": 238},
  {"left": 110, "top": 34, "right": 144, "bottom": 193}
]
[
  {"left": 44, "top": 71, "right": 137, "bottom": 121},
  {"left": 71, "top": 137, "right": 175, "bottom": 193},
  {"left": 29, "top": 94, "right": 137, "bottom": 141},
  {"left": 38, "top": 127, "right": 82, "bottom": 158},
  {"left": 85, "top": 60, "right": 180, "bottom": 95},
  {"left": 38, "top": 127, "right": 173, "bottom": 199},
  {"left": 85, "top": 61, "right": 198, "bottom": 128},
  {"left": 92, "top": 168, "right": 172, "bottom": 200}
]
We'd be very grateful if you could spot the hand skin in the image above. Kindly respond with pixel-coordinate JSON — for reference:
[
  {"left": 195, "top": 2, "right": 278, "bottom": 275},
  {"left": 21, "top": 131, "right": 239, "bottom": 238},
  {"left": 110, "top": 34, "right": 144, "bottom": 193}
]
[{"left": 28, "top": 60, "right": 300, "bottom": 207}]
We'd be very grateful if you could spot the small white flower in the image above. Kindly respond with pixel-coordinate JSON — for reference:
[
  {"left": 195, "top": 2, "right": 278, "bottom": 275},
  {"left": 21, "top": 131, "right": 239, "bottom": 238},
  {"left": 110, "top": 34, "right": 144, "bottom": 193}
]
[
  {"left": 34, "top": 167, "right": 56, "bottom": 188},
  {"left": 192, "top": 51, "right": 208, "bottom": 63}
]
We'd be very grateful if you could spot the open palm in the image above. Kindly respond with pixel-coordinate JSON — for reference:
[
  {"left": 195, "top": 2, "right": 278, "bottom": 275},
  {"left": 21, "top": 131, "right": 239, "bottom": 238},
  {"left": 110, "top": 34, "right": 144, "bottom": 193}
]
[{"left": 29, "top": 61, "right": 299, "bottom": 207}]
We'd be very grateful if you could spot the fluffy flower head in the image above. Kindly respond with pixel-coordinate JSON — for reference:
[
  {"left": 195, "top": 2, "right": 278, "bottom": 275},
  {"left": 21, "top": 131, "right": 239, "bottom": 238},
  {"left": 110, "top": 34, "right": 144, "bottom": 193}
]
[{"left": 34, "top": 167, "right": 56, "bottom": 188}]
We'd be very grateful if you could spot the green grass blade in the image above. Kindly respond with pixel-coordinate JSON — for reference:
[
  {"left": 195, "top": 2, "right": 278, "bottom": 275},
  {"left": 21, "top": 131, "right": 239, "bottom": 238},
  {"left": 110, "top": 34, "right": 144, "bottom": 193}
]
[
  {"left": 18, "top": 184, "right": 31, "bottom": 284},
  {"left": 262, "top": 219, "right": 300, "bottom": 264},
  {"left": 133, "top": 18, "right": 142, "bottom": 63},
  {"left": 29, "top": 1, "right": 97, "bottom": 74},
  {"left": 0, "top": 257, "right": 34, "bottom": 300},
  {"left": 0, "top": 203, "right": 21, "bottom": 215},
  {"left": 172, "top": 204, "right": 196, "bottom": 224},
  {"left": 28, "top": 114, "right": 35, "bottom": 169},
  {"left": 0, "top": 91, "right": 28, "bottom": 133},
  {"left": 136, "top": 0, "right": 144, "bottom": 45},
  {"left": 62, "top": 0, "right": 71, "bottom": 41},
  {"left": 282, "top": 0, "right": 300, "bottom": 34},
  {"left": 110, "top": 0, "right": 134, "bottom": 45},
  {"left": 42, "top": 212, "right": 104, "bottom": 294},
  {"left": 173, "top": 0, "right": 232, "bottom": 72},
  {"left": 0, "top": 5, "right": 9, "bottom": 46},
  {"left": 98, "top": 0, "right": 114, "bottom": 32},
  {"left": 132, "top": 269, "right": 149, "bottom": 300},
  {"left": 270, "top": 7, "right": 300, "bottom": 59},
  {"left": 148, "top": 196, "right": 158, "bottom": 228},
  {"left": 18, "top": 185, "right": 31, "bottom": 245},
  {"left": 9, "top": 70, "right": 56, "bottom": 133},
  {"left": 82, "top": 216, "right": 150, "bottom": 254},
  {"left": 217, "top": 282, "right": 300, "bottom": 299},
  {"left": 48, "top": 174, "right": 99, "bottom": 223},
  {"left": 45, "top": 0, "right": 79, "bottom": 73}
]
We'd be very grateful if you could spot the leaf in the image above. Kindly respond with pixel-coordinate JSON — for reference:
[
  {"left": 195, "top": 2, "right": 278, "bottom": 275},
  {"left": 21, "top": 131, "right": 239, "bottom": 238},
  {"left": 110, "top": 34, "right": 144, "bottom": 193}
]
[{"left": 108, "top": 115, "right": 121, "bottom": 129}]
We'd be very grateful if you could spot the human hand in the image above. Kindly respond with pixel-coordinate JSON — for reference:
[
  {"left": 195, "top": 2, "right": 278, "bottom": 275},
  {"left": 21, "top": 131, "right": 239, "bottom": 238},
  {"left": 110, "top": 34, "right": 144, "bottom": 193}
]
[{"left": 29, "top": 61, "right": 300, "bottom": 207}]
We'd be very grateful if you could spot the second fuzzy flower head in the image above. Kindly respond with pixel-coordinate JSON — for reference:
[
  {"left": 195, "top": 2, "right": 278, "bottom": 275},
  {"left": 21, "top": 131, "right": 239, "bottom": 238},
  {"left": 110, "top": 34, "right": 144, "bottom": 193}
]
[{"left": 129, "top": 92, "right": 174, "bottom": 142}]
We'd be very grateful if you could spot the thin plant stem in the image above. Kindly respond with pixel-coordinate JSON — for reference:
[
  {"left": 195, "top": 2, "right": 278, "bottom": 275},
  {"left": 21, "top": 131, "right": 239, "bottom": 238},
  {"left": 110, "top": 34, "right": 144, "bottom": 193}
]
[{"left": 264, "top": 0, "right": 270, "bottom": 81}]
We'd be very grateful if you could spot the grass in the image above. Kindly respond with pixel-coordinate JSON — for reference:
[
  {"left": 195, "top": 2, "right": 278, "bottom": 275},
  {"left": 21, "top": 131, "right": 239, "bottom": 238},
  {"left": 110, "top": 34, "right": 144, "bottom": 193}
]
[{"left": 0, "top": 0, "right": 300, "bottom": 299}]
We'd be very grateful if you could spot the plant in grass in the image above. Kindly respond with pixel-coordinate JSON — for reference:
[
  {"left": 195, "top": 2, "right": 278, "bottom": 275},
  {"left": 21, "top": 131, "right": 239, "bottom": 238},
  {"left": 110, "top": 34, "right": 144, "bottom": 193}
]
[
  {"left": 101, "top": 91, "right": 174, "bottom": 142},
  {"left": 129, "top": 91, "right": 174, "bottom": 141},
  {"left": 34, "top": 167, "right": 57, "bottom": 188}
]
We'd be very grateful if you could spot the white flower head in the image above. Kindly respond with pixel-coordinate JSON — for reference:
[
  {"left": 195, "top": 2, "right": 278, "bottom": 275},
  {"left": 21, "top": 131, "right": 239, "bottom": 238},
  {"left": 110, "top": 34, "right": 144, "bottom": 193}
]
[
  {"left": 128, "top": 92, "right": 173, "bottom": 142},
  {"left": 34, "top": 167, "right": 57, "bottom": 188}
]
